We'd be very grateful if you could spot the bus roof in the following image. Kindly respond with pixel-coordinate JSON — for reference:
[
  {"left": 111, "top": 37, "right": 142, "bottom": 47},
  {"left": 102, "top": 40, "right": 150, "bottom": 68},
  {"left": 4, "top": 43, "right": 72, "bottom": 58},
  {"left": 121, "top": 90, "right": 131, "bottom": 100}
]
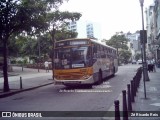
[
  {"left": 89, "top": 39, "right": 116, "bottom": 50},
  {"left": 55, "top": 38, "right": 116, "bottom": 50},
  {"left": 55, "top": 38, "right": 90, "bottom": 42}
]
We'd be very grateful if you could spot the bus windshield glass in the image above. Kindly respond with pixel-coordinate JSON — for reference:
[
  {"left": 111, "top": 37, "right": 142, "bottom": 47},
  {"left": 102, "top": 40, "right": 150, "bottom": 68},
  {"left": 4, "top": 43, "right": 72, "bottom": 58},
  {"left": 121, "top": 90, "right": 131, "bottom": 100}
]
[{"left": 54, "top": 46, "right": 88, "bottom": 69}]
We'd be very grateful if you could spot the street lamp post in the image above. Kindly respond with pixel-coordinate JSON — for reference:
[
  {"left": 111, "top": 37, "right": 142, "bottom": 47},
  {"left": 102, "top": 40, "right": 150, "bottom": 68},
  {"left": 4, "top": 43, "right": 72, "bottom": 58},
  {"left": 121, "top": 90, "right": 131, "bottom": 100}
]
[
  {"left": 38, "top": 37, "right": 40, "bottom": 72},
  {"left": 139, "top": 0, "right": 150, "bottom": 99}
]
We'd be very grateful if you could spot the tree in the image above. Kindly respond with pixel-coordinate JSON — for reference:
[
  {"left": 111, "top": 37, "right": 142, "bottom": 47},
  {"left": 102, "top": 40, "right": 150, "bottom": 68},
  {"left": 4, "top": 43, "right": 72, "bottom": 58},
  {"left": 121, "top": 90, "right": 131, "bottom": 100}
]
[
  {"left": 7, "top": 28, "right": 78, "bottom": 64},
  {"left": 46, "top": 10, "right": 81, "bottom": 40},
  {"left": 135, "top": 53, "right": 142, "bottom": 61},
  {"left": 55, "top": 29, "right": 78, "bottom": 41},
  {"left": 46, "top": 10, "right": 81, "bottom": 44},
  {"left": 0, "top": 0, "right": 71, "bottom": 92},
  {"left": 20, "top": 36, "right": 37, "bottom": 57},
  {"left": 119, "top": 49, "right": 132, "bottom": 64},
  {"left": 106, "top": 34, "right": 131, "bottom": 64},
  {"left": 106, "top": 34, "right": 129, "bottom": 50},
  {"left": 45, "top": 10, "right": 81, "bottom": 70}
]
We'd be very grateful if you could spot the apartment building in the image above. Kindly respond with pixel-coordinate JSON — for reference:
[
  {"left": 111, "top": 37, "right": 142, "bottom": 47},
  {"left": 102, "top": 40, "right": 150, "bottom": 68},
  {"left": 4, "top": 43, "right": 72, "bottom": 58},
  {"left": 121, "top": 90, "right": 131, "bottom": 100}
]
[
  {"left": 145, "top": 0, "right": 160, "bottom": 61},
  {"left": 67, "top": 20, "right": 101, "bottom": 40},
  {"left": 125, "top": 32, "right": 141, "bottom": 60},
  {"left": 86, "top": 23, "right": 94, "bottom": 38},
  {"left": 67, "top": 20, "right": 86, "bottom": 38}
]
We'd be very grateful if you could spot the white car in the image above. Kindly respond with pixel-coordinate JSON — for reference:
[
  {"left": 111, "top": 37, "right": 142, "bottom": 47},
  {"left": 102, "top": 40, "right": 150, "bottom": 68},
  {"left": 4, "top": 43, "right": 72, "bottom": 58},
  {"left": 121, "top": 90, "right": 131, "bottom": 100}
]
[{"left": 137, "top": 59, "right": 142, "bottom": 64}]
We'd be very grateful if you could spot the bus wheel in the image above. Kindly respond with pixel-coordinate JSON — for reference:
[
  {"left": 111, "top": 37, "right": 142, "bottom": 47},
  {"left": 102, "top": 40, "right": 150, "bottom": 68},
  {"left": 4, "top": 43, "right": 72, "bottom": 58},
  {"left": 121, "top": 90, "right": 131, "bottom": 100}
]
[
  {"left": 82, "top": 84, "right": 92, "bottom": 88},
  {"left": 112, "top": 67, "right": 115, "bottom": 76},
  {"left": 97, "top": 70, "right": 102, "bottom": 85}
]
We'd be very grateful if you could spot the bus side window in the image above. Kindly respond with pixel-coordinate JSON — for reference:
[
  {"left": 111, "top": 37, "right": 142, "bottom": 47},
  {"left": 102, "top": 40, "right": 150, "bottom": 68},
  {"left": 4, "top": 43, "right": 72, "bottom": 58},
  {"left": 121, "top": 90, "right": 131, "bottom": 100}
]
[
  {"left": 101, "top": 47, "right": 105, "bottom": 58},
  {"left": 104, "top": 47, "right": 107, "bottom": 58},
  {"left": 93, "top": 45, "right": 97, "bottom": 53},
  {"left": 87, "top": 47, "right": 92, "bottom": 59},
  {"left": 93, "top": 45, "right": 97, "bottom": 58}
]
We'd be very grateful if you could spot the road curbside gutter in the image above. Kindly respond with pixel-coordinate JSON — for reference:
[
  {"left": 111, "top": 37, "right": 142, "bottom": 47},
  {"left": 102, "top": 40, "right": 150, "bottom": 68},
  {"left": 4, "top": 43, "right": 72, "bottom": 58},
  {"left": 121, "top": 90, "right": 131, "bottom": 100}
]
[{"left": 0, "top": 82, "right": 54, "bottom": 98}]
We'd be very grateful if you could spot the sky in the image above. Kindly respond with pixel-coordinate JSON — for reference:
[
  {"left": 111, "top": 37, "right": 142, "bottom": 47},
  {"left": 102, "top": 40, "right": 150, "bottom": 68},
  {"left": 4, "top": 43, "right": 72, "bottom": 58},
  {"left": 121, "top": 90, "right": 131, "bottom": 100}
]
[{"left": 59, "top": 0, "right": 154, "bottom": 39}]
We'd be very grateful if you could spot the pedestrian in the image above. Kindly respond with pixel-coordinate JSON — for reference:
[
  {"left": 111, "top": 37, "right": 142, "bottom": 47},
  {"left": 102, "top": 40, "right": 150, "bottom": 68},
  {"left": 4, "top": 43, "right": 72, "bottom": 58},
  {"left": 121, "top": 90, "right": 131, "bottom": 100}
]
[
  {"left": 44, "top": 61, "right": 49, "bottom": 72},
  {"left": 152, "top": 58, "right": 156, "bottom": 72},
  {"left": 147, "top": 60, "right": 152, "bottom": 72},
  {"left": 158, "top": 59, "right": 160, "bottom": 68}
]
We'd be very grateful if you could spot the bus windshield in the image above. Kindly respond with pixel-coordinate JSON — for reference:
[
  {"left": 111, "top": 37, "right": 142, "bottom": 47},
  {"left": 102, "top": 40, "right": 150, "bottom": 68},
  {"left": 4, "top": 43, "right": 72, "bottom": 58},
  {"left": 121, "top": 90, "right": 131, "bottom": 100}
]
[{"left": 54, "top": 46, "right": 88, "bottom": 69}]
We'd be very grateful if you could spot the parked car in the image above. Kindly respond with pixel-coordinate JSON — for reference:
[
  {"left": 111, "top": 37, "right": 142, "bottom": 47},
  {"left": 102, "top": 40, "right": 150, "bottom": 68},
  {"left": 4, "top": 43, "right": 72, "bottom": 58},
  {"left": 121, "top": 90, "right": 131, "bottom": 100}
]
[
  {"left": 137, "top": 59, "right": 142, "bottom": 64},
  {"left": 132, "top": 60, "right": 136, "bottom": 64}
]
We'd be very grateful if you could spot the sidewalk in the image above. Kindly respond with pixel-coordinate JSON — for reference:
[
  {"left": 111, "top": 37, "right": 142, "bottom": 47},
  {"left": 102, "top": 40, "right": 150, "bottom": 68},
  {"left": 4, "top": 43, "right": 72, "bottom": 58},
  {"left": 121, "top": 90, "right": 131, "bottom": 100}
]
[
  {"left": 102, "top": 66, "right": 160, "bottom": 120},
  {"left": 0, "top": 66, "right": 54, "bottom": 98},
  {"left": 130, "top": 67, "right": 160, "bottom": 120}
]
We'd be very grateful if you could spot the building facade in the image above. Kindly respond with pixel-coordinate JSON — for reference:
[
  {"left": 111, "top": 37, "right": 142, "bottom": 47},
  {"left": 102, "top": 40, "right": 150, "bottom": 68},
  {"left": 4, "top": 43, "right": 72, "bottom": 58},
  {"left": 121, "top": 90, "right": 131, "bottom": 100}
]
[
  {"left": 86, "top": 23, "right": 94, "bottom": 38},
  {"left": 67, "top": 20, "right": 86, "bottom": 38},
  {"left": 125, "top": 32, "right": 141, "bottom": 61},
  {"left": 67, "top": 20, "right": 101, "bottom": 40},
  {"left": 145, "top": 0, "right": 160, "bottom": 61}
]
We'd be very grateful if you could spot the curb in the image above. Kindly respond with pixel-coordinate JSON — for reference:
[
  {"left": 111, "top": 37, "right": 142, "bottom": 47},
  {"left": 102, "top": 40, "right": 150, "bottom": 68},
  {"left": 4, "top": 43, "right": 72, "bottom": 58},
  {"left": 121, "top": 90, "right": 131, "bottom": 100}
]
[{"left": 0, "top": 82, "right": 54, "bottom": 98}]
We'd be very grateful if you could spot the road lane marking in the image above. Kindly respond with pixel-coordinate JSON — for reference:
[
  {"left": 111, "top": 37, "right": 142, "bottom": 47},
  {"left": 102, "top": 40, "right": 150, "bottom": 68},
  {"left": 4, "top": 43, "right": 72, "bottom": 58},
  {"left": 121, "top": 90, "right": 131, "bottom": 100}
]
[{"left": 150, "top": 103, "right": 160, "bottom": 107}]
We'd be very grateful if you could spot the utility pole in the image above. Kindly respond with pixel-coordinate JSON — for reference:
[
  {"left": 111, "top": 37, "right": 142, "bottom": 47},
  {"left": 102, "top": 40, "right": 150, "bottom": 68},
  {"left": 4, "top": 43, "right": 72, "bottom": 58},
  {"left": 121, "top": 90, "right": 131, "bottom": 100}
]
[{"left": 139, "top": 0, "right": 150, "bottom": 99}]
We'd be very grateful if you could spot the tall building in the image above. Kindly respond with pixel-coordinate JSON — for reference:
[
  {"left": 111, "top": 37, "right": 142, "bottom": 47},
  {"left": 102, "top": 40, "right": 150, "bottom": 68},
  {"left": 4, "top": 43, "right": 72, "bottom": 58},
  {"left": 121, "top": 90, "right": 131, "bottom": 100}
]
[
  {"left": 67, "top": 20, "right": 101, "bottom": 40},
  {"left": 86, "top": 23, "right": 94, "bottom": 38},
  {"left": 67, "top": 20, "right": 86, "bottom": 38},
  {"left": 125, "top": 31, "right": 141, "bottom": 60},
  {"left": 86, "top": 22, "right": 101, "bottom": 40},
  {"left": 145, "top": 0, "right": 160, "bottom": 61},
  {"left": 146, "top": 4, "right": 156, "bottom": 59}
]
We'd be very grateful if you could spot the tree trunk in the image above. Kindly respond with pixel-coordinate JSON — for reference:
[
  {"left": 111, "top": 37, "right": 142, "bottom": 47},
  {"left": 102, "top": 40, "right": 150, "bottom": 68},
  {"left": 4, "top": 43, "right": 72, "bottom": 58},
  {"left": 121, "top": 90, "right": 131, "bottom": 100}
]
[
  {"left": 3, "top": 37, "right": 10, "bottom": 92},
  {"left": 117, "top": 48, "right": 119, "bottom": 66},
  {"left": 51, "top": 29, "right": 56, "bottom": 79},
  {"left": 2, "top": 0, "right": 10, "bottom": 92}
]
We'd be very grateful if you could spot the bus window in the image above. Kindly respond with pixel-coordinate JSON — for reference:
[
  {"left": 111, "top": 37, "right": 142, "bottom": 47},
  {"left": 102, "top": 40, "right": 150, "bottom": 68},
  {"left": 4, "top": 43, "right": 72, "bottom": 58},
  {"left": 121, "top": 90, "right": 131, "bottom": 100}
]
[
  {"left": 93, "top": 45, "right": 97, "bottom": 58},
  {"left": 72, "top": 47, "right": 88, "bottom": 68},
  {"left": 93, "top": 45, "right": 97, "bottom": 53},
  {"left": 54, "top": 48, "right": 71, "bottom": 69}
]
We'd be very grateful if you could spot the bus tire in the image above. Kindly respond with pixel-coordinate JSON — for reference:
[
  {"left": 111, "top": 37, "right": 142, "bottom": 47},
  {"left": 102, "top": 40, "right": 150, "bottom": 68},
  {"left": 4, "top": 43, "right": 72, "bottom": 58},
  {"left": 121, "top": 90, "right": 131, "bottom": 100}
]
[
  {"left": 112, "top": 67, "right": 115, "bottom": 76},
  {"left": 84, "top": 84, "right": 93, "bottom": 88},
  {"left": 97, "top": 70, "right": 102, "bottom": 85}
]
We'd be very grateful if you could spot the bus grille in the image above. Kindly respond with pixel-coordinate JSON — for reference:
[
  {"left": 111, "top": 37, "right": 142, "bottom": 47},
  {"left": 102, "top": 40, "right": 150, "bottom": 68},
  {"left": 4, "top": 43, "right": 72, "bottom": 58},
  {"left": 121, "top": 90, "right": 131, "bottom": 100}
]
[{"left": 57, "top": 72, "right": 84, "bottom": 80}]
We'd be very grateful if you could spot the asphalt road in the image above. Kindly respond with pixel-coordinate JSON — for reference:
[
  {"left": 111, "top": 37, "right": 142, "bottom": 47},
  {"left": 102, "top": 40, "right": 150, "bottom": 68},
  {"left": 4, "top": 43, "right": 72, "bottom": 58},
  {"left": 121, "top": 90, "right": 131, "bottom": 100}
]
[{"left": 0, "top": 64, "right": 141, "bottom": 120}]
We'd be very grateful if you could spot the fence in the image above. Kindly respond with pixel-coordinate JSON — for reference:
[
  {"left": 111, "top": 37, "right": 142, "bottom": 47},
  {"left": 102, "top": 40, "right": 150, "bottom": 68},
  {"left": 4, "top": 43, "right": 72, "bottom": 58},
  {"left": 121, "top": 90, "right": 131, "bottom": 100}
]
[{"left": 114, "top": 67, "right": 142, "bottom": 120}]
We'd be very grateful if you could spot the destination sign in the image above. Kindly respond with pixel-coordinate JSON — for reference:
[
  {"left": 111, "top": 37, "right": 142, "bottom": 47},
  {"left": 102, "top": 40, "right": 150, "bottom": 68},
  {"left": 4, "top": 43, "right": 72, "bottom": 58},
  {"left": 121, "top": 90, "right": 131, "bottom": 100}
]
[
  {"left": 56, "top": 40, "right": 89, "bottom": 47},
  {"left": 70, "top": 41, "right": 87, "bottom": 45}
]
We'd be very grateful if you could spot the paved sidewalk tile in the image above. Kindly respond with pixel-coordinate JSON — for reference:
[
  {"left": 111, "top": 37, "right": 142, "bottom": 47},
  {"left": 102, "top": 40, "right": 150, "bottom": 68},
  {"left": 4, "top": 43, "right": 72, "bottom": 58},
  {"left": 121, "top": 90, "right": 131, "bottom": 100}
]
[
  {"left": 130, "top": 68, "right": 160, "bottom": 120},
  {"left": 0, "top": 66, "right": 54, "bottom": 98}
]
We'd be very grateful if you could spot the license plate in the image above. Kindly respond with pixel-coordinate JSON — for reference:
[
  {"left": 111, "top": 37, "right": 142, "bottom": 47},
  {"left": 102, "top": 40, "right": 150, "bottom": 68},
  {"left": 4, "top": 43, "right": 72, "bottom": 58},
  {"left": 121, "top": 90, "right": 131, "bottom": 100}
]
[{"left": 65, "top": 81, "right": 81, "bottom": 84}]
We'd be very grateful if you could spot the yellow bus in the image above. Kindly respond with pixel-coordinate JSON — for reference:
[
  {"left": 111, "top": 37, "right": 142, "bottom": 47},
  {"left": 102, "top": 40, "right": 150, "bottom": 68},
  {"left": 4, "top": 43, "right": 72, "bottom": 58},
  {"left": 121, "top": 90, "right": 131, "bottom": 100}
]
[{"left": 53, "top": 38, "right": 118, "bottom": 86}]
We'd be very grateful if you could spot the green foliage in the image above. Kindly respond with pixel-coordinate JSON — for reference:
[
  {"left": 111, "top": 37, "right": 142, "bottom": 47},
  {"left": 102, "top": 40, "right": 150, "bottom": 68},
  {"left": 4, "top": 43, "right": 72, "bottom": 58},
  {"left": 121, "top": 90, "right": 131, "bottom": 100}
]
[
  {"left": 7, "top": 29, "right": 78, "bottom": 59},
  {"left": 10, "top": 59, "right": 16, "bottom": 64},
  {"left": 106, "top": 34, "right": 129, "bottom": 50},
  {"left": 46, "top": 10, "right": 81, "bottom": 26},
  {"left": 47, "top": 10, "right": 82, "bottom": 42},
  {"left": 23, "top": 58, "right": 28, "bottom": 64},
  {"left": 55, "top": 29, "right": 78, "bottom": 41},
  {"left": 119, "top": 49, "right": 132, "bottom": 64},
  {"left": 1, "top": 0, "right": 81, "bottom": 57},
  {"left": 106, "top": 34, "right": 131, "bottom": 64},
  {"left": 1, "top": 0, "right": 75, "bottom": 91},
  {"left": 135, "top": 53, "right": 142, "bottom": 61},
  {"left": 17, "top": 60, "right": 23, "bottom": 64}
]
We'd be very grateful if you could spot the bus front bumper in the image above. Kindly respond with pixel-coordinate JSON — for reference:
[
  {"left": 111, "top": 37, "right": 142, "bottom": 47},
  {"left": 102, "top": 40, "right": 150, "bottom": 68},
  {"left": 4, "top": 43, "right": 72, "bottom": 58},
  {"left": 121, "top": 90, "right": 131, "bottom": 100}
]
[{"left": 54, "top": 76, "right": 94, "bottom": 85}]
